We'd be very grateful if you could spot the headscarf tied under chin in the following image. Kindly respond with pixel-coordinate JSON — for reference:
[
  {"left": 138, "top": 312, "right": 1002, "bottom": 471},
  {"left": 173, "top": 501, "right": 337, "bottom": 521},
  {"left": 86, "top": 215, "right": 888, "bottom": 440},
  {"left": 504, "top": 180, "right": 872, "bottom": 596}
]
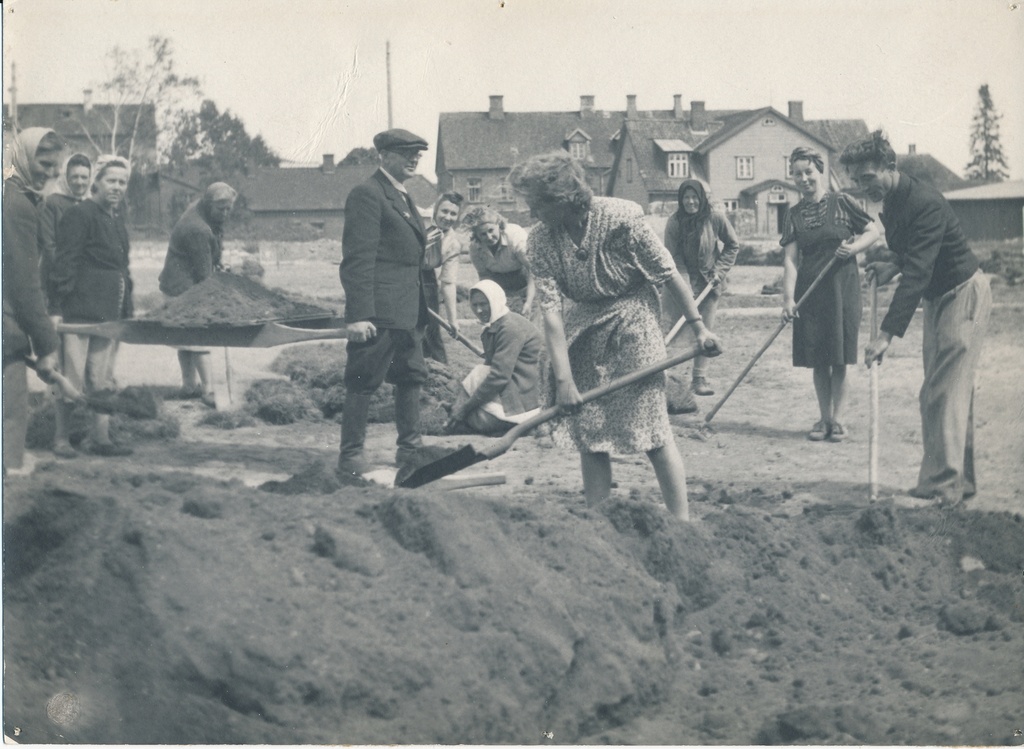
[
  {"left": 675, "top": 178, "right": 712, "bottom": 233},
  {"left": 5, "top": 127, "right": 59, "bottom": 195},
  {"left": 471, "top": 279, "right": 509, "bottom": 329},
  {"left": 53, "top": 152, "right": 93, "bottom": 199},
  {"left": 789, "top": 146, "right": 824, "bottom": 174}
]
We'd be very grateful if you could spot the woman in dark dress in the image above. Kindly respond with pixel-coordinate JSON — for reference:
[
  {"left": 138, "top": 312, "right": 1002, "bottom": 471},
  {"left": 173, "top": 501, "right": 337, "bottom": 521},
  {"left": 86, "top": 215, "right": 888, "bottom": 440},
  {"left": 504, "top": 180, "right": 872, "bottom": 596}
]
[{"left": 781, "top": 146, "right": 879, "bottom": 442}]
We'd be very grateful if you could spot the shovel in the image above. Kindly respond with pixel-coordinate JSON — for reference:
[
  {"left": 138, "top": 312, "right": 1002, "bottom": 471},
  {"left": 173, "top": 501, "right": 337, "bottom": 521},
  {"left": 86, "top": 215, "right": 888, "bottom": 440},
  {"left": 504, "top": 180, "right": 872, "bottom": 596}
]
[
  {"left": 427, "top": 308, "right": 485, "bottom": 358},
  {"left": 868, "top": 277, "right": 880, "bottom": 501},
  {"left": 664, "top": 280, "right": 717, "bottom": 346},
  {"left": 396, "top": 343, "right": 712, "bottom": 488},
  {"left": 704, "top": 256, "right": 839, "bottom": 424}
]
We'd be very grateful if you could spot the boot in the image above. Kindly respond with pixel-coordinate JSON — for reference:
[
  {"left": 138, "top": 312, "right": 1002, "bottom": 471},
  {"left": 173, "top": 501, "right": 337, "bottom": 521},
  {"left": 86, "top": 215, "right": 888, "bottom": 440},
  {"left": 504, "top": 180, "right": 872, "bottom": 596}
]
[
  {"left": 394, "top": 384, "right": 423, "bottom": 466},
  {"left": 338, "top": 391, "right": 372, "bottom": 475}
]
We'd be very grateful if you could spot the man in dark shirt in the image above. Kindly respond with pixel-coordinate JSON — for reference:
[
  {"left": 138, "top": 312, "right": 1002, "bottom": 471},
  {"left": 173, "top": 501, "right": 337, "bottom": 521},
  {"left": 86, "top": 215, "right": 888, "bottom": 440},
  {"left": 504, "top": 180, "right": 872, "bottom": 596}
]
[{"left": 841, "top": 131, "right": 992, "bottom": 506}]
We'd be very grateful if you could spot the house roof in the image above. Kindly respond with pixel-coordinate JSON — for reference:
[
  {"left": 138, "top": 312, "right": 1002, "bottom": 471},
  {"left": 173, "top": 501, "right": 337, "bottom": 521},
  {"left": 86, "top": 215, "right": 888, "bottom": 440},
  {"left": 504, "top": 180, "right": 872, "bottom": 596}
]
[
  {"left": 897, "top": 153, "right": 967, "bottom": 193},
  {"left": 653, "top": 138, "right": 695, "bottom": 152},
  {"left": 943, "top": 179, "right": 1024, "bottom": 201},
  {"left": 800, "top": 119, "right": 870, "bottom": 153},
  {"left": 437, "top": 110, "right": 633, "bottom": 172},
  {"left": 241, "top": 164, "right": 376, "bottom": 212},
  {"left": 694, "top": 107, "right": 835, "bottom": 155},
  {"left": 4, "top": 102, "right": 157, "bottom": 146},
  {"left": 405, "top": 174, "right": 438, "bottom": 209},
  {"left": 739, "top": 179, "right": 801, "bottom": 196}
]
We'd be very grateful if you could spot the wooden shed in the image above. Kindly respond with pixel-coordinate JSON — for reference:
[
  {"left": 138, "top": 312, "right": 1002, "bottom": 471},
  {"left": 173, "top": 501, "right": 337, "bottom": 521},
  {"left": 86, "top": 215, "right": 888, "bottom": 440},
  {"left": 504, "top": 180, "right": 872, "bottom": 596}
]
[{"left": 944, "top": 181, "right": 1024, "bottom": 241}]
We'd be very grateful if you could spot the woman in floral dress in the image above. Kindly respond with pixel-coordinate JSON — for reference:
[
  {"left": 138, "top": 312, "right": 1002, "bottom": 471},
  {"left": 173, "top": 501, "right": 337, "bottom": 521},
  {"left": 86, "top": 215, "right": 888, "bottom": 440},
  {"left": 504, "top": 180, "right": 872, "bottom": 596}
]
[{"left": 509, "top": 151, "right": 721, "bottom": 520}]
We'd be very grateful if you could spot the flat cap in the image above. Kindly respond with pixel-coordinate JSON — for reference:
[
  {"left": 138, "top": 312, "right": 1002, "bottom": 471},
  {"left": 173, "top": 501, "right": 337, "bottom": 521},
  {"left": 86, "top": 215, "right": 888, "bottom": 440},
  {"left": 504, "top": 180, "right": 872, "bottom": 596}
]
[{"left": 373, "top": 128, "right": 429, "bottom": 153}]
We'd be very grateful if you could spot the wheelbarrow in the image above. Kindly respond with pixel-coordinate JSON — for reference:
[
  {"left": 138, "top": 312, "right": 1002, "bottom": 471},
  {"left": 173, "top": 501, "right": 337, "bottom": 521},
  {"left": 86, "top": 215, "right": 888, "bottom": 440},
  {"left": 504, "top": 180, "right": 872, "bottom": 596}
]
[{"left": 396, "top": 342, "right": 716, "bottom": 488}]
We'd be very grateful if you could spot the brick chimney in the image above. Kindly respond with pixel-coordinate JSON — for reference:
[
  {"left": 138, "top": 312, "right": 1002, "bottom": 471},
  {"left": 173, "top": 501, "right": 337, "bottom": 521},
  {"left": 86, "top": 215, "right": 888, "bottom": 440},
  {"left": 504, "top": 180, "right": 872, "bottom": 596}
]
[
  {"left": 83, "top": 88, "right": 93, "bottom": 115},
  {"left": 626, "top": 95, "right": 637, "bottom": 118},
  {"left": 580, "top": 95, "right": 595, "bottom": 115},
  {"left": 488, "top": 95, "right": 504, "bottom": 120},
  {"left": 787, "top": 100, "right": 803, "bottom": 121},
  {"left": 691, "top": 100, "right": 706, "bottom": 131},
  {"left": 322, "top": 154, "right": 335, "bottom": 174},
  {"left": 673, "top": 95, "right": 684, "bottom": 119},
  {"left": 908, "top": 144, "right": 917, "bottom": 155}
]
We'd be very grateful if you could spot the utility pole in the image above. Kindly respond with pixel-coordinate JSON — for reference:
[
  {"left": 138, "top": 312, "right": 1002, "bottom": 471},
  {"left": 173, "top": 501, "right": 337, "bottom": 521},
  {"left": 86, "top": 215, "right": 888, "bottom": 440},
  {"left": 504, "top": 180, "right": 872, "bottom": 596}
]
[{"left": 386, "top": 41, "right": 393, "bottom": 129}]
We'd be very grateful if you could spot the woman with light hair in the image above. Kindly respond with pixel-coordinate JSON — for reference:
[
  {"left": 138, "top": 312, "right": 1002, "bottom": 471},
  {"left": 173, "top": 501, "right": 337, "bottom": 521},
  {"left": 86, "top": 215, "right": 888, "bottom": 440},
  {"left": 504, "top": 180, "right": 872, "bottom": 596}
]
[
  {"left": 159, "top": 182, "right": 238, "bottom": 405},
  {"left": 53, "top": 155, "right": 135, "bottom": 456},
  {"left": 421, "top": 191, "right": 467, "bottom": 362},
  {"left": 781, "top": 146, "right": 879, "bottom": 443},
  {"left": 462, "top": 205, "right": 534, "bottom": 315},
  {"left": 509, "top": 151, "right": 721, "bottom": 521}
]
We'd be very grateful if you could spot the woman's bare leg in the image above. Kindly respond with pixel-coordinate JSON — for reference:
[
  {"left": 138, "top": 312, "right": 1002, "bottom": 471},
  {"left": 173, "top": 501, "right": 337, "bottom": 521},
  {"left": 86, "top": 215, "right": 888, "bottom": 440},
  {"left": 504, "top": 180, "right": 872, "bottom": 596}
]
[
  {"left": 648, "top": 442, "right": 689, "bottom": 521},
  {"left": 580, "top": 452, "right": 612, "bottom": 506}
]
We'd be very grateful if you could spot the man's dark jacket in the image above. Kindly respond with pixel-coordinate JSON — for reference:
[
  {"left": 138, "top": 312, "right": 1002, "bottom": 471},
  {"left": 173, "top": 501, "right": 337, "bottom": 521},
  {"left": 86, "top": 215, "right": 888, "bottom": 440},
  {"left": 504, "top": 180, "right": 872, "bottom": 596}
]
[{"left": 340, "top": 170, "right": 427, "bottom": 330}]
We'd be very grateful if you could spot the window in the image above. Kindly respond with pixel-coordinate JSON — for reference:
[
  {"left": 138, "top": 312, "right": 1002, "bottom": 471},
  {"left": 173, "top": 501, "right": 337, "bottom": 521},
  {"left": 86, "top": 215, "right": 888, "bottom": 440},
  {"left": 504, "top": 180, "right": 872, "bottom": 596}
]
[
  {"left": 722, "top": 200, "right": 739, "bottom": 212},
  {"left": 467, "top": 178, "right": 482, "bottom": 203},
  {"left": 626, "top": 158, "right": 633, "bottom": 183},
  {"left": 762, "top": 117, "right": 776, "bottom": 127},
  {"left": 667, "top": 153, "right": 689, "bottom": 178},
  {"left": 736, "top": 156, "right": 754, "bottom": 180},
  {"left": 568, "top": 141, "right": 588, "bottom": 161},
  {"left": 497, "top": 179, "right": 512, "bottom": 202}
]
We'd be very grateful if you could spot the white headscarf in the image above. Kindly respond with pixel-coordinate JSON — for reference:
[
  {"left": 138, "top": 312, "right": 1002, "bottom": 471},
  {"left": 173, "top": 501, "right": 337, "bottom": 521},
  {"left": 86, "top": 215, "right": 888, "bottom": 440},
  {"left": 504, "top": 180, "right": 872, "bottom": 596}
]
[
  {"left": 4, "top": 127, "right": 59, "bottom": 195},
  {"left": 52, "top": 152, "right": 93, "bottom": 199},
  {"left": 471, "top": 279, "right": 509, "bottom": 329}
]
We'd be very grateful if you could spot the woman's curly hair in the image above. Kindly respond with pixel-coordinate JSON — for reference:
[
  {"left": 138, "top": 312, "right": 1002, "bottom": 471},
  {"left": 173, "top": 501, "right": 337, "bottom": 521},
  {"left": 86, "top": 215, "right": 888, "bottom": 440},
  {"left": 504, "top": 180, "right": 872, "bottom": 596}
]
[
  {"left": 508, "top": 150, "right": 593, "bottom": 213},
  {"left": 460, "top": 205, "right": 506, "bottom": 232},
  {"left": 839, "top": 130, "right": 897, "bottom": 169}
]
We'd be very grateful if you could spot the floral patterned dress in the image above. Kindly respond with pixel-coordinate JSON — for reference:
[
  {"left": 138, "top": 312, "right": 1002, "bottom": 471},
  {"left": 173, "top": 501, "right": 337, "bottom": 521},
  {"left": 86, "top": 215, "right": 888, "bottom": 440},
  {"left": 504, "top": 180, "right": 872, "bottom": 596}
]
[{"left": 528, "top": 197, "right": 675, "bottom": 453}]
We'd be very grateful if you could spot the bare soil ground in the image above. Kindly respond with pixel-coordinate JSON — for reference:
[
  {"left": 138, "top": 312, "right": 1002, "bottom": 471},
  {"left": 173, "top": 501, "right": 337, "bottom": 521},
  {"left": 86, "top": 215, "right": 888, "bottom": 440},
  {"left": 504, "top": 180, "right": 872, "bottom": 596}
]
[{"left": 3, "top": 242, "right": 1022, "bottom": 744}]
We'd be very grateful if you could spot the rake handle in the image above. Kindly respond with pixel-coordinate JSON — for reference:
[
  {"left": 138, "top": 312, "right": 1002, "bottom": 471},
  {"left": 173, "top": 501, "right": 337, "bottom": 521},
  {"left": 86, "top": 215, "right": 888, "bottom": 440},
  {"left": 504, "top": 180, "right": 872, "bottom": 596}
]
[
  {"left": 427, "top": 307, "right": 485, "bottom": 358},
  {"left": 704, "top": 256, "right": 839, "bottom": 423},
  {"left": 664, "top": 280, "right": 717, "bottom": 346}
]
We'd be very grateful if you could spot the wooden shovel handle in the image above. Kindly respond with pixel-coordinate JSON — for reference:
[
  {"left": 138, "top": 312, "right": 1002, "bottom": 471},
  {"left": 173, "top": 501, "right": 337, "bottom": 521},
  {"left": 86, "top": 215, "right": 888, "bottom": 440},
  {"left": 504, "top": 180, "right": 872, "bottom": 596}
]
[
  {"left": 664, "top": 280, "right": 716, "bottom": 346},
  {"left": 481, "top": 344, "right": 707, "bottom": 460},
  {"left": 869, "top": 277, "right": 880, "bottom": 501},
  {"left": 427, "top": 308, "right": 485, "bottom": 358},
  {"left": 705, "top": 256, "right": 839, "bottom": 423}
]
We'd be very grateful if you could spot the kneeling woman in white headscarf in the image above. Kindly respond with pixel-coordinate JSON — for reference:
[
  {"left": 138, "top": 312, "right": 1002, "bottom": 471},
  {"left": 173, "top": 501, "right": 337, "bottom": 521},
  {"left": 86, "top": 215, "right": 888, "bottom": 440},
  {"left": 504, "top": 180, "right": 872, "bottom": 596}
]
[{"left": 445, "top": 280, "right": 543, "bottom": 435}]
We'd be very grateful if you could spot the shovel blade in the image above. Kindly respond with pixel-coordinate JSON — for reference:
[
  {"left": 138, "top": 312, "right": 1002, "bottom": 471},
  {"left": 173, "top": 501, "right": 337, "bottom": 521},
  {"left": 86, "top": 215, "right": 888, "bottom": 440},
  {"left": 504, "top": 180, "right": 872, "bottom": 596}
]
[{"left": 395, "top": 445, "right": 487, "bottom": 488}]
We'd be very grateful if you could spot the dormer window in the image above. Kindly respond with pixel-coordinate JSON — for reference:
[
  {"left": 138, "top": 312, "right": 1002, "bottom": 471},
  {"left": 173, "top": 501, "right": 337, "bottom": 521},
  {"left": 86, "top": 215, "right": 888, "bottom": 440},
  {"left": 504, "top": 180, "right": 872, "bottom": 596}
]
[
  {"left": 564, "top": 128, "right": 592, "bottom": 162},
  {"left": 568, "top": 141, "right": 588, "bottom": 161},
  {"left": 667, "top": 152, "right": 689, "bottom": 178}
]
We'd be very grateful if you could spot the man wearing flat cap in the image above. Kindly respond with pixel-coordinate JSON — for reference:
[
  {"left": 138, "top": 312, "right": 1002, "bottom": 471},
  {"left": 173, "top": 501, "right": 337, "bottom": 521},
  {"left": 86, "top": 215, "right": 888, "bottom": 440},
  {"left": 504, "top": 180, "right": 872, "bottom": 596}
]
[{"left": 338, "top": 128, "right": 431, "bottom": 476}]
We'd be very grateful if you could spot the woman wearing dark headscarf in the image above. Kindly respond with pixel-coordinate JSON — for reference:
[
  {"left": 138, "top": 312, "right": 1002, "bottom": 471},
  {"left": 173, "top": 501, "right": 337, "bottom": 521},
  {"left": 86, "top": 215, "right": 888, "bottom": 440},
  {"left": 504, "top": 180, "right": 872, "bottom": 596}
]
[
  {"left": 3, "top": 128, "right": 62, "bottom": 474},
  {"left": 663, "top": 178, "right": 740, "bottom": 396},
  {"left": 509, "top": 151, "right": 721, "bottom": 521},
  {"left": 781, "top": 146, "right": 879, "bottom": 442},
  {"left": 159, "top": 182, "right": 238, "bottom": 405},
  {"left": 53, "top": 155, "right": 135, "bottom": 456}
]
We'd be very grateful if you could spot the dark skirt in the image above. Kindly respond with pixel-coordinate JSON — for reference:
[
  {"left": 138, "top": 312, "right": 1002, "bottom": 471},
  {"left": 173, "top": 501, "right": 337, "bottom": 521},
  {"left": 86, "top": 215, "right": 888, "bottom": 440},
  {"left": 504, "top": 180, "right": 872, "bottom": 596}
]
[
  {"left": 420, "top": 270, "right": 447, "bottom": 364},
  {"left": 792, "top": 257, "right": 860, "bottom": 368}
]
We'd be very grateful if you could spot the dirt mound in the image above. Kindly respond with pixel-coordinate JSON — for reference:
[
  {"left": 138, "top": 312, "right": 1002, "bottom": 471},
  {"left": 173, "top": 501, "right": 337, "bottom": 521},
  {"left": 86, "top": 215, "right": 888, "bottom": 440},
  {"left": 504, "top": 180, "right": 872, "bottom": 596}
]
[
  {"left": 4, "top": 472, "right": 1021, "bottom": 744},
  {"left": 259, "top": 459, "right": 370, "bottom": 493},
  {"left": 244, "top": 379, "right": 322, "bottom": 424},
  {"left": 143, "top": 272, "right": 332, "bottom": 326},
  {"left": 263, "top": 345, "right": 458, "bottom": 431},
  {"left": 26, "top": 388, "right": 179, "bottom": 449}
]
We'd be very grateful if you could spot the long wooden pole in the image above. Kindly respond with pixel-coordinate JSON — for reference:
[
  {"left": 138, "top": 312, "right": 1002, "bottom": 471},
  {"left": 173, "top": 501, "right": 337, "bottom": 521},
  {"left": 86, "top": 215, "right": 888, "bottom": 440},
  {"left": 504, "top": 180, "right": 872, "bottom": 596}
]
[
  {"left": 664, "top": 280, "right": 716, "bottom": 346},
  {"left": 869, "top": 277, "right": 880, "bottom": 501},
  {"left": 427, "top": 307, "right": 485, "bottom": 358},
  {"left": 704, "top": 256, "right": 839, "bottom": 424}
]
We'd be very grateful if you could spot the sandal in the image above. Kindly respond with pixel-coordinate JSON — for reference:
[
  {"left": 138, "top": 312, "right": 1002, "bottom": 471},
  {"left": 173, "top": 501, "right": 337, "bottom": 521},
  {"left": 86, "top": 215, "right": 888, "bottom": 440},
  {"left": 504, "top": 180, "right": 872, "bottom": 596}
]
[
  {"left": 828, "top": 422, "right": 847, "bottom": 442},
  {"left": 691, "top": 376, "right": 715, "bottom": 396},
  {"left": 807, "top": 420, "right": 830, "bottom": 441}
]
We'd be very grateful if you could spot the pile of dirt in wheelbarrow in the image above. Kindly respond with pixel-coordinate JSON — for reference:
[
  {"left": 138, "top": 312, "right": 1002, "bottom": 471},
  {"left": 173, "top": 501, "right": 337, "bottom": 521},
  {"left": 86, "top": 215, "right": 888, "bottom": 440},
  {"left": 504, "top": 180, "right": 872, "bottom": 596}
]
[
  {"left": 143, "top": 272, "right": 333, "bottom": 326},
  {"left": 3, "top": 464, "right": 1021, "bottom": 745},
  {"left": 239, "top": 344, "right": 460, "bottom": 432},
  {"left": 25, "top": 387, "right": 180, "bottom": 450}
]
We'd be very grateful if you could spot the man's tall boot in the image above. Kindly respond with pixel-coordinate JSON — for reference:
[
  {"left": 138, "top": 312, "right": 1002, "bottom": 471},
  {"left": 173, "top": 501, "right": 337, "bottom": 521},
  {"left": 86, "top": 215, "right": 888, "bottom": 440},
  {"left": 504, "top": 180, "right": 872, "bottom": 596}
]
[
  {"left": 394, "top": 383, "right": 423, "bottom": 466},
  {"left": 338, "top": 391, "right": 373, "bottom": 476}
]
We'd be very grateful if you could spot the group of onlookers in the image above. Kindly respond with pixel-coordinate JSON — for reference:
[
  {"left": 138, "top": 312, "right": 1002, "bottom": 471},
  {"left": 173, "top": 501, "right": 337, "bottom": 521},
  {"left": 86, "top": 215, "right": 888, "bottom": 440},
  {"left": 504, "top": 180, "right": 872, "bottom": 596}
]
[{"left": 5, "top": 124, "right": 990, "bottom": 516}]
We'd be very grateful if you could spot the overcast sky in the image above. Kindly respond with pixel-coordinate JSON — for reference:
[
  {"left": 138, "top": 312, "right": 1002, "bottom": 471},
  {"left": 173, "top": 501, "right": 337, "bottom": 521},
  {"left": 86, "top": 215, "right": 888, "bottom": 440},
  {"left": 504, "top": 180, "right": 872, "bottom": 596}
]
[{"left": 4, "top": 0, "right": 1022, "bottom": 182}]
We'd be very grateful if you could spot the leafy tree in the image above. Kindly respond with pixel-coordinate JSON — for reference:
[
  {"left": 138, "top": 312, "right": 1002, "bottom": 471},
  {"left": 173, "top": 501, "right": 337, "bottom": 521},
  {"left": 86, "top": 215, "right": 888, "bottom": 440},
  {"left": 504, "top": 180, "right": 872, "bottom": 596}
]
[
  {"left": 168, "top": 99, "right": 280, "bottom": 181},
  {"left": 340, "top": 147, "right": 378, "bottom": 166},
  {"left": 965, "top": 84, "right": 1009, "bottom": 182},
  {"left": 86, "top": 35, "right": 202, "bottom": 169}
]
